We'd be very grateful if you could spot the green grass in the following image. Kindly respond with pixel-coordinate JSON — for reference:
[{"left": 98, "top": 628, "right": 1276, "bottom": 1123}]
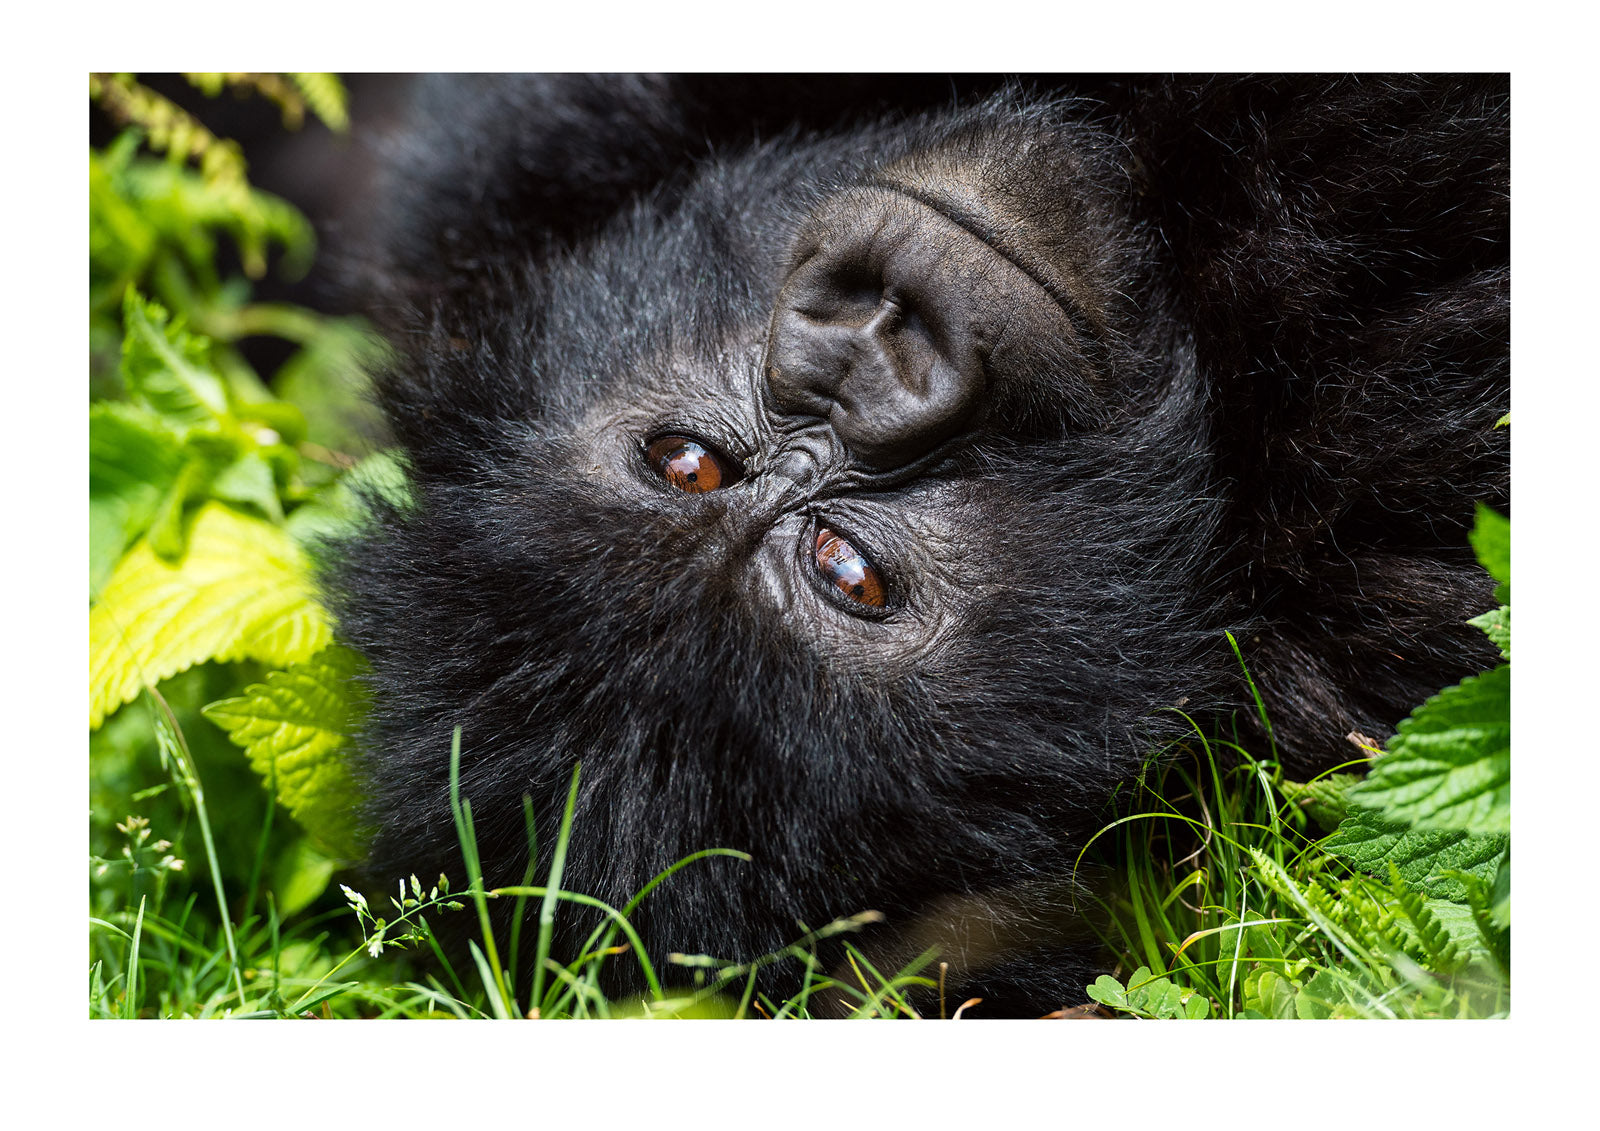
[
  {"left": 89, "top": 684, "right": 1510, "bottom": 1020},
  {"left": 90, "top": 710, "right": 943, "bottom": 1020},
  {"left": 1083, "top": 716, "right": 1509, "bottom": 1019}
]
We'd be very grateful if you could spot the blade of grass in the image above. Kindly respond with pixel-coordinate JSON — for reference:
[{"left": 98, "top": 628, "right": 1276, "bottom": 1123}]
[
  {"left": 148, "top": 688, "right": 246, "bottom": 1009},
  {"left": 527, "top": 761, "right": 582, "bottom": 1014},
  {"left": 124, "top": 895, "right": 147, "bottom": 1019}
]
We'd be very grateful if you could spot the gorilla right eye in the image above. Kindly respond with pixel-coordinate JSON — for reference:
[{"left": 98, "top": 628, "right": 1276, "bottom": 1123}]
[{"left": 646, "top": 435, "right": 737, "bottom": 493}]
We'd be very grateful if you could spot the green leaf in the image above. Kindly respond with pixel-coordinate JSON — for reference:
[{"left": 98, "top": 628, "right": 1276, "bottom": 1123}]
[
  {"left": 89, "top": 403, "right": 186, "bottom": 596},
  {"left": 1322, "top": 807, "right": 1508, "bottom": 901},
  {"left": 203, "top": 647, "right": 369, "bottom": 858},
  {"left": 287, "top": 73, "right": 350, "bottom": 132},
  {"left": 1279, "top": 772, "right": 1363, "bottom": 830},
  {"left": 272, "top": 837, "right": 339, "bottom": 917},
  {"left": 1467, "top": 605, "right": 1509, "bottom": 660},
  {"left": 90, "top": 502, "right": 332, "bottom": 729},
  {"left": 210, "top": 450, "right": 284, "bottom": 522},
  {"left": 284, "top": 451, "right": 411, "bottom": 546},
  {"left": 120, "top": 290, "right": 229, "bottom": 430},
  {"left": 272, "top": 317, "right": 386, "bottom": 453},
  {"left": 1469, "top": 504, "right": 1509, "bottom": 604},
  {"left": 1086, "top": 974, "right": 1127, "bottom": 1010},
  {"left": 1244, "top": 969, "right": 1299, "bottom": 1019},
  {"left": 145, "top": 457, "right": 208, "bottom": 561},
  {"left": 1489, "top": 851, "right": 1510, "bottom": 931},
  {"left": 1293, "top": 968, "right": 1345, "bottom": 1020},
  {"left": 1347, "top": 665, "right": 1510, "bottom": 835}
]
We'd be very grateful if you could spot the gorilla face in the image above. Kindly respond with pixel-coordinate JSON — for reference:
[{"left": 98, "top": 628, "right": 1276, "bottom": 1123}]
[
  {"left": 561, "top": 109, "right": 1205, "bottom": 675},
  {"left": 333, "top": 77, "right": 1508, "bottom": 1015}
]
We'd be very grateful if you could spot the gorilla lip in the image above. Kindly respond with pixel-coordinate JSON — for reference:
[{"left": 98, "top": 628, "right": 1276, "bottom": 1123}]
[{"left": 872, "top": 180, "right": 1097, "bottom": 347}]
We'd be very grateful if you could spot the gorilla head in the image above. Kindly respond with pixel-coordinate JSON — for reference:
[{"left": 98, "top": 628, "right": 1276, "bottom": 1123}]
[{"left": 330, "top": 76, "right": 1508, "bottom": 1016}]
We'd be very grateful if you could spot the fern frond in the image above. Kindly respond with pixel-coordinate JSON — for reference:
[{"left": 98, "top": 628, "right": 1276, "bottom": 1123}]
[
  {"left": 287, "top": 73, "right": 349, "bottom": 132},
  {"left": 1387, "top": 865, "right": 1464, "bottom": 973},
  {"left": 184, "top": 73, "right": 329, "bottom": 131},
  {"left": 92, "top": 74, "right": 247, "bottom": 185}
]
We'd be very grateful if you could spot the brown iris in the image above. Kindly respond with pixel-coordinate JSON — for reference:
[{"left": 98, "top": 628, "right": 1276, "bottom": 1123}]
[
  {"left": 814, "top": 527, "right": 886, "bottom": 608},
  {"left": 647, "top": 436, "right": 730, "bottom": 493}
]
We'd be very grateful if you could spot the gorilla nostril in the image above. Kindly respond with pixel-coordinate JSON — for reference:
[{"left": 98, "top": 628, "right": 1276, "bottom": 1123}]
[
  {"left": 766, "top": 202, "right": 991, "bottom": 470},
  {"left": 794, "top": 267, "right": 883, "bottom": 329}
]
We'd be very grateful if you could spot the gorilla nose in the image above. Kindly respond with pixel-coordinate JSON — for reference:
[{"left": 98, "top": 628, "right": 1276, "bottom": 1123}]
[{"left": 763, "top": 187, "right": 1077, "bottom": 470}]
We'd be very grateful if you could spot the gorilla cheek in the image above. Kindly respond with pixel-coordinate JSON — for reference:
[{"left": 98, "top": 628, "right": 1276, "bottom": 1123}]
[{"left": 763, "top": 189, "right": 1085, "bottom": 470}]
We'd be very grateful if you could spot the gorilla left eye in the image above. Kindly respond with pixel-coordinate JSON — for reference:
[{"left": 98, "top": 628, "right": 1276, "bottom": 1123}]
[
  {"left": 814, "top": 527, "right": 886, "bottom": 609},
  {"left": 646, "top": 435, "right": 738, "bottom": 492}
]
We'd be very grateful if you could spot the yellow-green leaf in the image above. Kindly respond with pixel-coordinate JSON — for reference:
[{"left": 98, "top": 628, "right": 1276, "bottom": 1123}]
[
  {"left": 90, "top": 502, "right": 332, "bottom": 728},
  {"left": 203, "top": 646, "right": 369, "bottom": 858}
]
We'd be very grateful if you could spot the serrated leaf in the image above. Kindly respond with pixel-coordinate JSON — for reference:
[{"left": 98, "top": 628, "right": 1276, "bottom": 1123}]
[
  {"left": 284, "top": 451, "right": 411, "bottom": 547},
  {"left": 90, "top": 502, "right": 332, "bottom": 728},
  {"left": 1322, "top": 807, "right": 1508, "bottom": 901},
  {"left": 1467, "top": 605, "right": 1510, "bottom": 660},
  {"left": 1347, "top": 666, "right": 1510, "bottom": 835},
  {"left": 1422, "top": 898, "right": 1487, "bottom": 962},
  {"left": 1279, "top": 773, "right": 1363, "bottom": 830},
  {"left": 89, "top": 403, "right": 186, "bottom": 596},
  {"left": 203, "top": 647, "right": 368, "bottom": 858},
  {"left": 1481, "top": 850, "right": 1511, "bottom": 933},
  {"left": 1469, "top": 504, "right": 1509, "bottom": 604},
  {"left": 210, "top": 450, "right": 283, "bottom": 522},
  {"left": 120, "top": 290, "right": 229, "bottom": 430},
  {"left": 1294, "top": 968, "right": 1345, "bottom": 1019}
]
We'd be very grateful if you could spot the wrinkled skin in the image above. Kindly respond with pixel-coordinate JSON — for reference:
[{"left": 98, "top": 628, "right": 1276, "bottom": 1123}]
[{"left": 329, "top": 76, "right": 1509, "bottom": 1016}]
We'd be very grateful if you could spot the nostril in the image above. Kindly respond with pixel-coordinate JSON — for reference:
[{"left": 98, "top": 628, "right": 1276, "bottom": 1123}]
[
  {"left": 794, "top": 266, "right": 884, "bottom": 329},
  {"left": 765, "top": 204, "right": 987, "bottom": 470}
]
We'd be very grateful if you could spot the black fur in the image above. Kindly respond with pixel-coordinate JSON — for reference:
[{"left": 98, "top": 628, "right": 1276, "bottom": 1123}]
[{"left": 327, "top": 75, "right": 1508, "bottom": 1017}]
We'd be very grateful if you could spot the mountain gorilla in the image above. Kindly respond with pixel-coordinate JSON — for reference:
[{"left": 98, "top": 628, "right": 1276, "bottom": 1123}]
[{"left": 329, "top": 75, "right": 1509, "bottom": 1016}]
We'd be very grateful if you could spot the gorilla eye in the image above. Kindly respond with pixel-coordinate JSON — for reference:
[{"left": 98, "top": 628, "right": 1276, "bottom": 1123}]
[
  {"left": 646, "top": 435, "right": 737, "bottom": 493},
  {"left": 814, "top": 526, "right": 886, "bottom": 609}
]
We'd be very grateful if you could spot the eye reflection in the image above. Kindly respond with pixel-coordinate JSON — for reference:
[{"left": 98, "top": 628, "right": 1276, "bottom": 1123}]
[
  {"left": 814, "top": 527, "right": 886, "bottom": 608},
  {"left": 647, "top": 436, "right": 733, "bottom": 492}
]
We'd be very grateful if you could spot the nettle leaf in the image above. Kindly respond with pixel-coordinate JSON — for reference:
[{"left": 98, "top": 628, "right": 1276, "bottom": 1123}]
[
  {"left": 284, "top": 450, "right": 411, "bottom": 547},
  {"left": 1279, "top": 772, "right": 1363, "bottom": 831},
  {"left": 120, "top": 290, "right": 228, "bottom": 430},
  {"left": 203, "top": 646, "right": 369, "bottom": 858},
  {"left": 210, "top": 450, "right": 284, "bottom": 522},
  {"left": 1347, "top": 665, "right": 1510, "bottom": 835},
  {"left": 1467, "top": 605, "right": 1510, "bottom": 660},
  {"left": 1489, "top": 852, "right": 1510, "bottom": 931},
  {"left": 1322, "top": 807, "right": 1508, "bottom": 901},
  {"left": 90, "top": 502, "right": 332, "bottom": 729},
  {"left": 1469, "top": 504, "right": 1509, "bottom": 604},
  {"left": 89, "top": 403, "right": 185, "bottom": 596}
]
